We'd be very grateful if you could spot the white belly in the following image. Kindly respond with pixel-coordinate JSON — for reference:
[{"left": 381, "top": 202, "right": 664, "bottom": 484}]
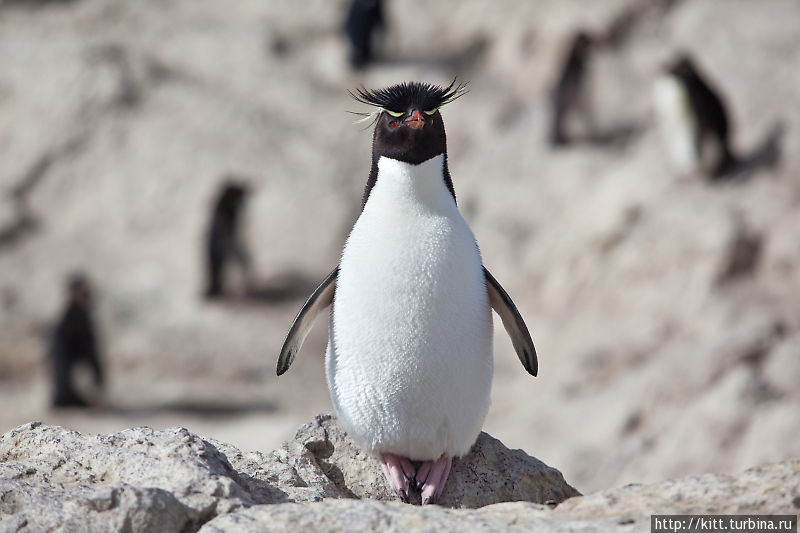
[
  {"left": 654, "top": 76, "right": 698, "bottom": 174},
  {"left": 327, "top": 155, "right": 493, "bottom": 460}
]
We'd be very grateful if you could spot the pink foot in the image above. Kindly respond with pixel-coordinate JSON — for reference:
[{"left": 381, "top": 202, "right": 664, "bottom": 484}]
[
  {"left": 379, "top": 453, "right": 416, "bottom": 502},
  {"left": 415, "top": 454, "right": 452, "bottom": 504}
]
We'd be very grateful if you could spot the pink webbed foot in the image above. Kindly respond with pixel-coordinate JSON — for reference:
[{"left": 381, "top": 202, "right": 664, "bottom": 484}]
[
  {"left": 415, "top": 454, "right": 452, "bottom": 505},
  {"left": 380, "top": 453, "right": 416, "bottom": 502}
]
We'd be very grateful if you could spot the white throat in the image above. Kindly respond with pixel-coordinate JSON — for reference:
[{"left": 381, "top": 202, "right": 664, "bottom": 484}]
[{"left": 363, "top": 155, "right": 455, "bottom": 217}]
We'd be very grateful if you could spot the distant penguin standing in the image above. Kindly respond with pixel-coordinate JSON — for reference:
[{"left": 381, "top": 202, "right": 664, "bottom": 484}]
[
  {"left": 277, "top": 81, "right": 537, "bottom": 504},
  {"left": 343, "top": 0, "right": 385, "bottom": 69},
  {"left": 205, "top": 180, "right": 252, "bottom": 299},
  {"left": 50, "top": 274, "right": 104, "bottom": 408},
  {"left": 653, "top": 55, "right": 737, "bottom": 179},
  {"left": 549, "top": 30, "right": 595, "bottom": 146}
]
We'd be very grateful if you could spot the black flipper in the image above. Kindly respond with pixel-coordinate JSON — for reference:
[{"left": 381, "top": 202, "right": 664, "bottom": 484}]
[
  {"left": 484, "top": 267, "right": 538, "bottom": 376},
  {"left": 276, "top": 267, "right": 338, "bottom": 376}
]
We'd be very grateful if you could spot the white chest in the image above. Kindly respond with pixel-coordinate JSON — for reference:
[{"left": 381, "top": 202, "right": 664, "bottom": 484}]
[
  {"left": 654, "top": 76, "right": 698, "bottom": 174},
  {"left": 327, "top": 155, "right": 493, "bottom": 459}
]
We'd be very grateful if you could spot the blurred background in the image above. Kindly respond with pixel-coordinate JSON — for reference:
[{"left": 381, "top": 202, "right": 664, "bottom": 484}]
[{"left": 0, "top": 0, "right": 798, "bottom": 494}]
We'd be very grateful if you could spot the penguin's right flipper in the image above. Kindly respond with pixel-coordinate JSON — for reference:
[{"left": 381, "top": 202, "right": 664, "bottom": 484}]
[
  {"left": 276, "top": 267, "right": 338, "bottom": 375},
  {"left": 484, "top": 267, "right": 538, "bottom": 377}
]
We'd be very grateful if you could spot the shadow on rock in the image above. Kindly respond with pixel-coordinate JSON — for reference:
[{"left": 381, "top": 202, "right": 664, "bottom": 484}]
[
  {"left": 244, "top": 271, "right": 320, "bottom": 304},
  {"left": 89, "top": 399, "right": 279, "bottom": 418},
  {"left": 551, "top": 122, "right": 642, "bottom": 151},
  {"left": 204, "top": 271, "right": 319, "bottom": 306},
  {"left": 712, "top": 122, "right": 786, "bottom": 184},
  {"left": 733, "top": 122, "right": 786, "bottom": 179}
]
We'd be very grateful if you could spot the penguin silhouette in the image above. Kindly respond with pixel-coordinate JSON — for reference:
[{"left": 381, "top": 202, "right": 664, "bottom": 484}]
[
  {"left": 343, "top": 0, "right": 385, "bottom": 69},
  {"left": 204, "top": 180, "right": 252, "bottom": 299},
  {"left": 549, "top": 30, "right": 596, "bottom": 146},
  {"left": 654, "top": 54, "right": 737, "bottom": 179},
  {"left": 49, "top": 274, "right": 104, "bottom": 408}
]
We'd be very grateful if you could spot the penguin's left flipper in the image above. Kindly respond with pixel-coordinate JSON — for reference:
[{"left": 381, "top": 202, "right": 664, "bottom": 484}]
[
  {"left": 484, "top": 267, "right": 538, "bottom": 376},
  {"left": 276, "top": 267, "right": 338, "bottom": 376}
]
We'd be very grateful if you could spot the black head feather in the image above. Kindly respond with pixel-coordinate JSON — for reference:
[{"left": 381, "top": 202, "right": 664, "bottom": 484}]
[{"left": 351, "top": 80, "right": 468, "bottom": 114}]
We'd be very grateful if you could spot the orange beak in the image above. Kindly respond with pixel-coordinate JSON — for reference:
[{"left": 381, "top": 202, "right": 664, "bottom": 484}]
[{"left": 403, "top": 109, "right": 425, "bottom": 130}]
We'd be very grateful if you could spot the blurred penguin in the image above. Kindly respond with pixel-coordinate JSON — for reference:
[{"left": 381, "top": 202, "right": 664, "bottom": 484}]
[
  {"left": 343, "top": 0, "right": 385, "bottom": 69},
  {"left": 49, "top": 274, "right": 104, "bottom": 408},
  {"left": 654, "top": 54, "right": 737, "bottom": 179},
  {"left": 205, "top": 180, "right": 252, "bottom": 299},
  {"left": 549, "top": 31, "right": 598, "bottom": 147}
]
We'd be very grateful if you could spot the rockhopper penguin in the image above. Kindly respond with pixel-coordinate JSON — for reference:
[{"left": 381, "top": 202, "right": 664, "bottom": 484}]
[
  {"left": 653, "top": 54, "right": 737, "bottom": 179},
  {"left": 50, "top": 274, "right": 104, "bottom": 407},
  {"left": 549, "top": 30, "right": 596, "bottom": 146},
  {"left": 277, "top": 81, "right": 537, "bottom": 504},
  {"left": 343, "top": 0, "right": 385, "bottom": 69},
  {"left": 205, "top": 180, "right": 252, "bottom": 299}
]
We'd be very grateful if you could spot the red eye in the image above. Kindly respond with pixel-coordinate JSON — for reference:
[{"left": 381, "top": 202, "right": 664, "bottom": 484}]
[{"left": 389, "top": 121, "right": 399, "bottom": 128}]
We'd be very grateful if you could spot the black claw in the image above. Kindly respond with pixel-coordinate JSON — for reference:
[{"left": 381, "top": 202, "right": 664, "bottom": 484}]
[
  {"left": 422, "top": 496, "right": 433, "bottom": 505},
  {"left": 398, "top": 490, "right": 409, "bottom": 503}
]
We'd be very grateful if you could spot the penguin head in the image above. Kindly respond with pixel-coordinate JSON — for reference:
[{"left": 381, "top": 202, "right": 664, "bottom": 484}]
[
  {"left": 665, "top": 54, "right": 699, "bottom": 82},
  {"left": 352, "top": 80, "right": 467, "bottom": 165},
  {"left": 67, "top": 273, "right": 93, "bottom": 308},
  {"left": 571, "top": 30, "right": 593, "bottom": 52},
  {"left": 216, "top": 179, "right": 249, "bottom": 213}
]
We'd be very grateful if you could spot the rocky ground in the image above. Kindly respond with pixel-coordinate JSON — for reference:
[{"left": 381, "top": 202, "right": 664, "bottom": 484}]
[
  {"left": 1, "top": 415, "right": 798, "bottom": 533},
  {"left": 0, "top": 0, "right": 799, "bottom": 501},
  {"left": 0, "top": 415, "right": 800, "bottom": 532}
]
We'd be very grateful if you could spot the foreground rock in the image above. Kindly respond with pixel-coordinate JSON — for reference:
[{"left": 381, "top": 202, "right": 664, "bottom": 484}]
[
  {"left": 2, "top": 416, "right": 798, "bottom": 533},
  {"left": 0, "top": 415, "right": 578, "bottom": 531},
  {"left": 272, "top": 414, "right": 580, "bottom": 507},
  {"left": 554, "top": 458, "right": 800, "bottom": 519},
  {"left": 201, "top": 459, "right": 800, "bottom": 532}
]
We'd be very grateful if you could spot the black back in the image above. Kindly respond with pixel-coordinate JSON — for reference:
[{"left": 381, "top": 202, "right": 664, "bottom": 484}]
[
  {"left": 344, "top": 0, "right": 385, "bottom": 68},
  {"left": 550, "top": 31, "right": 593, "bottom": 145},
  {"left": 206, "top": 180, "right": 250, "bottom": 298},
  {"left": 554, "top": 31, "right": 592, "bottom": 98},
  {"left": 50, "top": 274, "right": 103, "bottom": 406},
  {"left": 669, "top": 57, "right": 729, "bottom": 143}
]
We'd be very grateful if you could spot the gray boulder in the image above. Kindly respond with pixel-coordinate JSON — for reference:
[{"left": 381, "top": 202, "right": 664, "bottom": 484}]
[
  {"left": 199, "top": 501, "right": 561, "bottom": 533},
  {"left": 200, "top": 459, "right": 800, "bottom": 533},
  {"left": 0, "top": 482, "right": 189, "bottom": 533},
  {"left": 0, "top": 422, "right": 251, "bottom": 532},
  {"left": 554, "top": 458, "right": 800, "bottom": 518},
  {"left": 284, "top": 414, "right": 580, "bottom": 507},
  {"left": 3, "top": 416, "right": 795, "bottom": 533},
  {"left": 0, "top": 415, "right": 578, "bottom": 532}
]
